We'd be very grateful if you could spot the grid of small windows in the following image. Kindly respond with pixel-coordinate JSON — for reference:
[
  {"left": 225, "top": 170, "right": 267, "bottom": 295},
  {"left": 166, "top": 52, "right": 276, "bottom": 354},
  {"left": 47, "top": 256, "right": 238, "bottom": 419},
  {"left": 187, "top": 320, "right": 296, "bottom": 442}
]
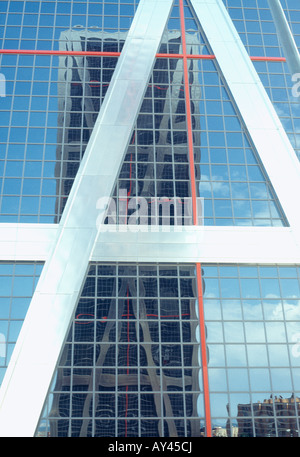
[
  {"left": 0, "top": 1, "right": 140, "bottom": 51},
  {"left": 0, "top": 262, "right": 43, "bottom": 386},
  {"left": 280, "top": 0, "right": 300, "bottom": 51},
  {"left": 254, "top": 60, "right": 300, "bottom": 161},
  {"left": 221, "top": 1, "right": 300, "bottom": 162},
  {"left": 0, "top": 1, "right": 292, "bottom": 225},
  {"left": 0, "top": 57, "right": 78, "bottom": 221},
  {"left": 203, "top": 264, "right": 300, "bottom": 437},
  {"left": 37, "top": 262, "right": 300, "bottom": 437},
  {"left": 191, "top": 57, "right": 287, "bottom": 227},
  {"left": 0, "top": 1, "right": 141, "bottom": 223},
  {"left": 111, "top": 52, "right": 200, "bottom": 227},
  {"left": 37, "top": 263, "right": 204, "bottom": 437},
  {"left": 112, "top": 51, "right": 287, "bottom": 227},
  {"left": 55, "top": 31, "right": 126, "bottom": 220},
  {"left": 0, "top": 49, "right": 121, "bottom": 222},
  {"left": 221, "top": 0, "right": 285, "bottom": 57}
]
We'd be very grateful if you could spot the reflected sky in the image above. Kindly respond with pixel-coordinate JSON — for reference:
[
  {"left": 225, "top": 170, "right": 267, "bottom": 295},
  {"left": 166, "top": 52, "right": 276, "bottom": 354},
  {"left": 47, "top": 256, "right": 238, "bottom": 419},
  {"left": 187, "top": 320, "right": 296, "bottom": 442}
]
[{"left": 202, "top": 264, "right": 300, "bottom": 430}]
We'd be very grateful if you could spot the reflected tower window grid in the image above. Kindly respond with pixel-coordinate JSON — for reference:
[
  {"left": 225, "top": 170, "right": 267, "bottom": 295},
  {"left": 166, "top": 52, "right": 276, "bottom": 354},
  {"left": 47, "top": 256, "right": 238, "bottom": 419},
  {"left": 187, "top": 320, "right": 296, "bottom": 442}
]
[{"left": 41, "top": 263, "right": 204, "bottom": 438}]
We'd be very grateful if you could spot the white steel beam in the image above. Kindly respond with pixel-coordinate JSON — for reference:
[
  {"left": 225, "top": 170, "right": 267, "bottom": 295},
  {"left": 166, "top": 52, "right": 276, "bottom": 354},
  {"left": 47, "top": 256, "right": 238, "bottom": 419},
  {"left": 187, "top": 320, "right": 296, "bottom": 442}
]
[
  {"left": 0, "top": 224, "right": 57, "bottom": 261},
  {"left": 91, "top": 225, "right": 300, "bottom": 265},
  {"left": 1, "top": 224, "right": 300, "bottom": 265}
]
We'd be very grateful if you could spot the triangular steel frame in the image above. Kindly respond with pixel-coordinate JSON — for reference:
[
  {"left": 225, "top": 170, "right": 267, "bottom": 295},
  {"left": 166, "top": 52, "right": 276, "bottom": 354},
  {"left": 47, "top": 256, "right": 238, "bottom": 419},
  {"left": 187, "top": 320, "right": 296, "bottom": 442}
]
[{"left": 0, "top": 0, "right": 300, "bottom": 437}]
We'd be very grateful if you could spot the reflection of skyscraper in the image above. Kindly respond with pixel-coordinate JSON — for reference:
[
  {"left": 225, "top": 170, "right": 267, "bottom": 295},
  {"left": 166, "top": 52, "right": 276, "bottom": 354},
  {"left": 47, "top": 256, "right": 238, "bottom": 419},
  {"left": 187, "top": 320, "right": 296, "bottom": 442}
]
[
  {"left": 49, "top": 30, "right": 204, "bottom": 437},
  {"left": 55, "top": 30, "right": 201, "bottom": 224},
  {"left": 48, "top": 264, "right": 205, "bottom": 437},
  {"left": 54, "top": 31, "right": 126, "bottom": 222}
]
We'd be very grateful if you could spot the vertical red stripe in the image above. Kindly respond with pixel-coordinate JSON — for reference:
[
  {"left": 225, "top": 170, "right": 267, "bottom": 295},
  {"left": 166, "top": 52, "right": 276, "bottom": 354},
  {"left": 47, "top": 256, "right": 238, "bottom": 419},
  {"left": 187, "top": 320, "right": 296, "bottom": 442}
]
[{"left": 179, "top": 0, "right": 212, "bottom": 437}]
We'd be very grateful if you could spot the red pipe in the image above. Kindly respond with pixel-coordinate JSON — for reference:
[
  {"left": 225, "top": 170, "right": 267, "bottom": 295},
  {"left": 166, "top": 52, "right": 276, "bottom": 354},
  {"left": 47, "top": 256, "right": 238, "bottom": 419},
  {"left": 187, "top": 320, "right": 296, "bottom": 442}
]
[
  {"left": 179, "top": 0, "right": 212, "bottom": 437},
  {"left": 0, "top": 49, "right": 286, "bottom": 62}
]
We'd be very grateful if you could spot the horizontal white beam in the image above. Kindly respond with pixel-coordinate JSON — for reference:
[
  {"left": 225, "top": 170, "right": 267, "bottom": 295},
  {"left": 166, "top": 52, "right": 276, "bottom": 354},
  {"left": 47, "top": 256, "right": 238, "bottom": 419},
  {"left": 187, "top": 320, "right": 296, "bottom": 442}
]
[
  {"left": 92, "top": 225, "right": 300, "bottom": 264},
  {"left": 0, "top": 224, "right": 57, "bottom": 261},
  {"left": 1, "top": 223, "right": 300, "bottom": 265}
]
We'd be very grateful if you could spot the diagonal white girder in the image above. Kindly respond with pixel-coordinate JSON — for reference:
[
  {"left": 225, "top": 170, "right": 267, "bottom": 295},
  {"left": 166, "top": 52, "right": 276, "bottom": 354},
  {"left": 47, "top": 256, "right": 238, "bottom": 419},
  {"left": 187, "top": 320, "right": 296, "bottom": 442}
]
[{"left": 0, "top": 0, "right": 174, "bottom": 437}]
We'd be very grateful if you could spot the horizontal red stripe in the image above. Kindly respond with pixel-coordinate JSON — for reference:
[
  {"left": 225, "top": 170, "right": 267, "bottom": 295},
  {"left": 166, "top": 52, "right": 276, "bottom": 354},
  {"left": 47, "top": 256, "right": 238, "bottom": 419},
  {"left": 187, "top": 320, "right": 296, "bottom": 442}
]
[
  {"left": 249, "top": 56, "right": 287, "bottom": 62},
  {"left": 157, "top": 53, "right": 215, "bottom": 60},
  {"left": 0, "top": 49, "right": 121, "bottom": 56},
  {"left": 0, "top": 48, "right": 287, "bottom": 62}
]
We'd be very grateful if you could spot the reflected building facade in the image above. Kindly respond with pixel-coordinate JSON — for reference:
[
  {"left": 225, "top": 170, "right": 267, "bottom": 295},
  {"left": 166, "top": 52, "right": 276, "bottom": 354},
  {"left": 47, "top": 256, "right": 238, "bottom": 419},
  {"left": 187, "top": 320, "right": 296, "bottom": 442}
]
[
  {"left": 54, "top": 30, "right": 201, "bottom": 225},
  {"left": 231, "top": 395, "right": 300, "bottom": 438},
  {"left": 50, "top": 29, "right": 204, "bottom": 437}
]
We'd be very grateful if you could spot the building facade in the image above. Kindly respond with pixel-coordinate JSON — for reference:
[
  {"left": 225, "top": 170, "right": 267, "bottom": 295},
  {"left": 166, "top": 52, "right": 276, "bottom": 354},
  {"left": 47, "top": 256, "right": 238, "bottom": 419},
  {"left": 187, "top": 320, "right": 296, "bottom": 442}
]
[{"left": 0, "top": 0, "right": 300, "bottom": 438}]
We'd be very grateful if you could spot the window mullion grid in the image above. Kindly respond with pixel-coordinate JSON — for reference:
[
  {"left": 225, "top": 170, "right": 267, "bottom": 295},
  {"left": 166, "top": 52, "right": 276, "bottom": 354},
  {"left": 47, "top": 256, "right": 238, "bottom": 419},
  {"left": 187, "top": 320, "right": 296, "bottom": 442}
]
[
  {"left": 256, "top": 266, "right": 277, "bottom": 437},
  {"left": 177, "top": 264, "right": 188, "bottom": 437},
  {"left": 136, "top": 264, "right": 141, "bottom": 437},
  {"left": 157, "top": 267, "right": 164, "bottom": 436},
  {"left": 90, "top": 267, "right": 96, "bottom": 437},
  {"left": 70, "top": 311, "right": 75, "bottom": 436},
  {"left": 276, "top": 265, "right": 295, "bottom": 431},
  {"left": 115, "top": 265, "right": 119, "bottom": 436},
  {"left": 179, "top": 0, "right": 212, "bottom": 436},
  {"left": 167, "top": 59, "right": 177, "bottom": 209}
]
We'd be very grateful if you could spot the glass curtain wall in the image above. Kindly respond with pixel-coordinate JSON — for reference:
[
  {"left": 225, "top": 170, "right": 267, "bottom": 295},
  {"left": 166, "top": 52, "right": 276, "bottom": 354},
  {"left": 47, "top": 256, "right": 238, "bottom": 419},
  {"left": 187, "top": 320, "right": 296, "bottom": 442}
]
[
  {"left": 0, "top": 0, "right": 299, "bottom": 438},
  {"left": 222, "top": 0, "right": 300, "bottom": 160}
]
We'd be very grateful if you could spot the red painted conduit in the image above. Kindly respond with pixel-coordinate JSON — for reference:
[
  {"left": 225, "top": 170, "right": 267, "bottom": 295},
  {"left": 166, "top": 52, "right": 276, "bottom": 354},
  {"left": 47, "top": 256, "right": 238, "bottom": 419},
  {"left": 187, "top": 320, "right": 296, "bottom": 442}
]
[{"left": 179, "top": 0, "right": 212, "bottom": 437}]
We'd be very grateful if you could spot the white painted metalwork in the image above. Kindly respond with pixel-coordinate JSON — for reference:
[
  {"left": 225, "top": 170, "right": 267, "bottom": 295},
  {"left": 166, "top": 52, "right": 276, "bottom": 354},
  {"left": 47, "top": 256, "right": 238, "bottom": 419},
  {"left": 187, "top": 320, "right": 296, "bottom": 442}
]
[
  {"left": 1, "top": 223, "right": 300, "bottom": 265},
  {"left": 0, "top": 224, "right": 57, "bottom": 261}
]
